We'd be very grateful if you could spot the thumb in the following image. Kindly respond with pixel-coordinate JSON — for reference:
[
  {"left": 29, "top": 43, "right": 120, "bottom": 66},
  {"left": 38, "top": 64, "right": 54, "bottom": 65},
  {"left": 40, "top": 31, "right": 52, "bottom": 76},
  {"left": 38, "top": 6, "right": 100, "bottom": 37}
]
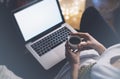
[{"left": 80, "top": 41, "right": 87, "bottom": 46}]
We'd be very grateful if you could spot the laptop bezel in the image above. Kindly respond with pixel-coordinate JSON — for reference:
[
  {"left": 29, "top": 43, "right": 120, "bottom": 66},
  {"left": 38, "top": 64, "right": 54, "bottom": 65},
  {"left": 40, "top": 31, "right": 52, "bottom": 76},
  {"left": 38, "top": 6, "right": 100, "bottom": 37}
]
[{"left": 12, "top": 0, "right": 65, "bottom": 43}]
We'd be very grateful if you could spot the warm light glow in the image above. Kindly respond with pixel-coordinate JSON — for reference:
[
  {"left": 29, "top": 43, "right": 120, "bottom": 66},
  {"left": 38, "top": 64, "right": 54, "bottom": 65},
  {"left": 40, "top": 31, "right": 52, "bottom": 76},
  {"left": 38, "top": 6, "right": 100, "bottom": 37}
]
[
  {"left": 59, "top": 0, "right": 86, "bottom": 30},
  {"left": 59, "top": 0, "right": 80, "bottom": 19}
]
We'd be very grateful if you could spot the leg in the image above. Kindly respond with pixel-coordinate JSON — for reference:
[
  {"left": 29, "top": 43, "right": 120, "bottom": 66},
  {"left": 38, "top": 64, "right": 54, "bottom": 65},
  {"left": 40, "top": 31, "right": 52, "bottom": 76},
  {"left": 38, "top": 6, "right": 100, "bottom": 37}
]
[
  {"left": 54, "top": 50, "right": 99, "bottom": 79},
  {"left": 79, "top": 7, "right": 120, "bottom": 47}
]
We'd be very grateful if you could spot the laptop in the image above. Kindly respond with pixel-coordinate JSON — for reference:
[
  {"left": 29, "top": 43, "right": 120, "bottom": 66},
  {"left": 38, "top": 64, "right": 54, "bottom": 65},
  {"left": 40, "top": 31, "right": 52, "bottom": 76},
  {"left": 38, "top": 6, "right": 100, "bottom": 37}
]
[{"left": 12, "top": 0, "right": 77, "bottom": 70}]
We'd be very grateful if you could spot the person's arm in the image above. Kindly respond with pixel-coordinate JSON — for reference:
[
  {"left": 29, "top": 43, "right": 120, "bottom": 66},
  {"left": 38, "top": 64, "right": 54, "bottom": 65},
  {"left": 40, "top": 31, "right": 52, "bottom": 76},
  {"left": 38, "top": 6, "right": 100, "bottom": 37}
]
[
  {"left": 65, "top": 32, "right": 106, "bottom": 79},
  {"left": 71, "top": 63, "right": 80, "bottom": 79},
  {"left": 65, "top": 42, "right": 80, "bottom": 79},
  {"left": 93, "top": 42, "right": 106, "bottom": 55},
  {"left": 71, "top": 33, "right": 106, "bottom": 55}
]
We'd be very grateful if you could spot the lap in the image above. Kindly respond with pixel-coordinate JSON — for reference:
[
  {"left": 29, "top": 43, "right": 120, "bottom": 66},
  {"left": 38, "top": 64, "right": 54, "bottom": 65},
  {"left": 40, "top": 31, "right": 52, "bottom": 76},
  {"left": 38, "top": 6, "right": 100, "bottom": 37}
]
[{"left": 54, "top": 49, "right": 99, "bottom": 79}]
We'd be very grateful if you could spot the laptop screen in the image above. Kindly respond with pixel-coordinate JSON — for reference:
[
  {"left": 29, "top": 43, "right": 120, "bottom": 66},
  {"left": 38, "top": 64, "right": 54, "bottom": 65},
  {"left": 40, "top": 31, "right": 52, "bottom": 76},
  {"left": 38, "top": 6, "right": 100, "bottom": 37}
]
[{"left": 14, "top": 0, "right": 63, "bottom": 41}]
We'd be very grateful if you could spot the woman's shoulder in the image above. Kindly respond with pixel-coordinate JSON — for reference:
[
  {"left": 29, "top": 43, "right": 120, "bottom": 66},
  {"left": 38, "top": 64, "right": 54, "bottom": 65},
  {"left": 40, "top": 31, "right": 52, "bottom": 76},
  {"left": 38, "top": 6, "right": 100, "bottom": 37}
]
[
  {"left": 91, "top": 43, "right": 120, "bottom": 79},
  {"left": 92, "top": 43, "right": 120, "bottom": 66}
]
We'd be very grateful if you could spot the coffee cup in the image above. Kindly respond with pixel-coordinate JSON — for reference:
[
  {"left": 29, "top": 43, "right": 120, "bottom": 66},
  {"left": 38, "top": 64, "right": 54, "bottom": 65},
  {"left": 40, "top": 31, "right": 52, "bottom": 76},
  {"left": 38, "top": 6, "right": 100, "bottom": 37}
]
[{"left": 68, "top": 35, "right": 81, "bottom": 52}]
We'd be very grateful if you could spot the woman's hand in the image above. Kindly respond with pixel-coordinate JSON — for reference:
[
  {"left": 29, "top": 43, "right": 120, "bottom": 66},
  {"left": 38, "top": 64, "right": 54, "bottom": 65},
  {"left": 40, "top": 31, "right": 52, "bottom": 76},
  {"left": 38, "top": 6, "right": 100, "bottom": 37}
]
[
  {"left": 65, "top": 42, "right": 80, "bottom": 79},
  {"left": 71, "top": 32, "right": 106, "bottom": 55},
  {"left": 65, "top": 41, "right": 80, "bottom": 65}
]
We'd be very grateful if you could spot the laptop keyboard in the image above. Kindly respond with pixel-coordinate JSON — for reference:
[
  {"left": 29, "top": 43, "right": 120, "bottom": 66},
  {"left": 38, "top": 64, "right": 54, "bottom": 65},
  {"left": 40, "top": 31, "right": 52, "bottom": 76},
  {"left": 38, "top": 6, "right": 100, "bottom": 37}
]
[{"left": 31, "top": 27, "right": 71, "bottom": 56}]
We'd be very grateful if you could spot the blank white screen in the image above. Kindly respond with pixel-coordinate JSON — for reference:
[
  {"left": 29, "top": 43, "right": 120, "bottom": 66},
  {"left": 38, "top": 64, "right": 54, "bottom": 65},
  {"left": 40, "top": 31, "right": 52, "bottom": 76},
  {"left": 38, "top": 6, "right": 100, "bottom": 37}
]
[{"left": 14, "top": 0, "right": 62, "bottom": 41}]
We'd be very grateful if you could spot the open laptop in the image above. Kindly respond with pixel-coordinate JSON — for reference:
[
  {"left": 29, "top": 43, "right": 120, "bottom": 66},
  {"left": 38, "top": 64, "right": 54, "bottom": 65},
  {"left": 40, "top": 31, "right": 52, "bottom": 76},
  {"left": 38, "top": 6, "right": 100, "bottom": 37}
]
[{"left": 12, "top": 0, "right": 77, "bottom": 70}]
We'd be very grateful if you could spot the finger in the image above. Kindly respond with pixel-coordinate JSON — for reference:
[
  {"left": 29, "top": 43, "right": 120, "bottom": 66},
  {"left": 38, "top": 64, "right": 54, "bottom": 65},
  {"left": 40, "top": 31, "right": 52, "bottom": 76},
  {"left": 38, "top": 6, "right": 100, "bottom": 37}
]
[
  {"left": 65, "top": 41, "right": 68, "bottom": 49},
  {"left": 66, "top": 42, "right": 70, "bottom": 51},
  {"left": 80, "top": 41, "right": 88, "bottom": 46},
  {"left": 65, "top": 41, "right": 69, "bottom": 55},
  {"left": 78, "top": 32, "right": 90, "bottom": 39},
  {"left": 78, "top": 42, "right": 88, "bottom": 51},
  {"left": 78, "top": 42, "right": 86, "bottom": 49},
  {"left": 79, "top": 42, "right": 93, "bottom": 51},
  {"left": 65, "top": 41, "right": 71, "bottom": 55},
  {"left": 70, "top": 32, "right": 90, "bottom": 42},
  {"left": 76, "top": 45, "right": 81, "bottom": 54},
  {"left": 65, "top": 41, "right": 69, "bottom": 52},
  {"left": 65, "top": 41, "right": 76, "bottom": 56}
]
